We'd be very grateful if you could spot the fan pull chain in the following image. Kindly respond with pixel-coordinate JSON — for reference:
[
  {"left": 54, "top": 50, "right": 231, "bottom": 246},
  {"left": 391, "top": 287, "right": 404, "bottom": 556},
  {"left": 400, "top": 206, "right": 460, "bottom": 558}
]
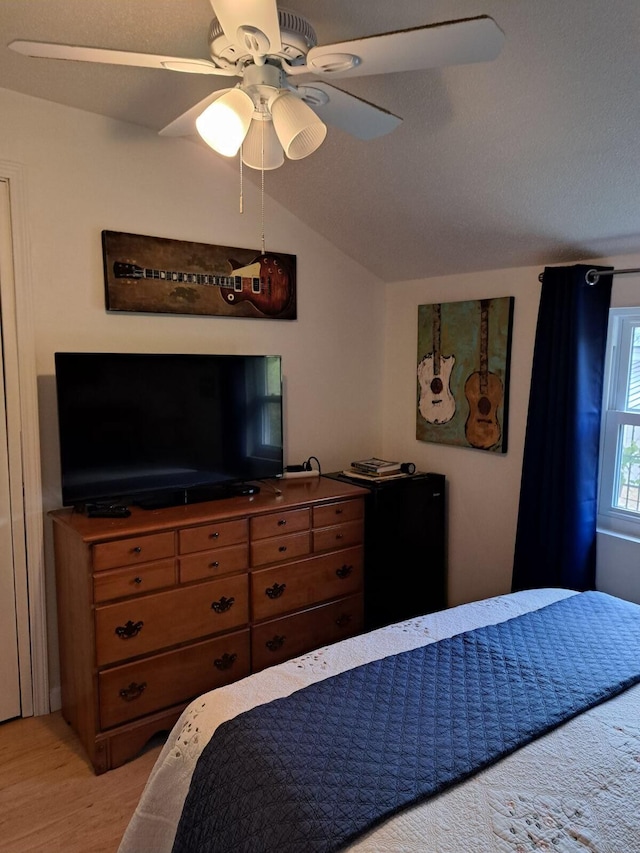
[
  {"left": 260, "top": 117, "right": 266, "bottom": 255},
  {"left": 239, "top": 146, "right": 244, "bottom": 214}
]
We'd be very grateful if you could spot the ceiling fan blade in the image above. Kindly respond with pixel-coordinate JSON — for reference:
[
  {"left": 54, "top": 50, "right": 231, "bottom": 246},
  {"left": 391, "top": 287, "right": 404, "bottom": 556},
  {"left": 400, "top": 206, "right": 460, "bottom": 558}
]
[
  {"left": 8, "top": 39, "right": 236, "bottom": 75},
  {"left": 159, "top": 89, "right": 232, "bottom": 137},
  {"left": 285, "top": 15, "right": 504, "bottom": 79},
  {"left": 209, "top": 0, "right": 282, "bottom": 57},
  {"left": 298, "top": 83, "right": 401, "bottom": 140}
]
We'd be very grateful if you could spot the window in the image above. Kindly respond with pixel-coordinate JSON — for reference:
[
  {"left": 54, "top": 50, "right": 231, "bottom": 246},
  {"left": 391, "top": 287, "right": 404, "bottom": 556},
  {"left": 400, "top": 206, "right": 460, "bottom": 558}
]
[
  {"left": 246, "top": 356, "right": 283, "bottom": 461},
  {"left": 259, "top": 356, "right": 283, "bottom": 453},
  {"left": 598, "top": 308, "right": 640, "bottom": 534}
]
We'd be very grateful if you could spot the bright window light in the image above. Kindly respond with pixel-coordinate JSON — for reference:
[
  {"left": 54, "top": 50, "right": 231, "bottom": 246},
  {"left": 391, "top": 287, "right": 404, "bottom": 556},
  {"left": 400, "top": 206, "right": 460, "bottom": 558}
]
[{"left": 598, "top": 309, "right": 640, "bottom": 533}]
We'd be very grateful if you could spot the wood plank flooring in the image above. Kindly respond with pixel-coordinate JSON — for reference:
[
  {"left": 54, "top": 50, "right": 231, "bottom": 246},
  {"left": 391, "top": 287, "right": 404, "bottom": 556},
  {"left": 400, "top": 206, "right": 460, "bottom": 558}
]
[{"left": 0, "top": 711, "right": 164, "bottom": 853}]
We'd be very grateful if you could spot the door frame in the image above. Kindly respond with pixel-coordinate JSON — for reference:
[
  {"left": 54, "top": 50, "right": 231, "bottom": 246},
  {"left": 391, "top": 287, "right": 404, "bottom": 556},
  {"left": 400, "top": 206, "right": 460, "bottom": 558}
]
[{"left": 0, "top": 160, "right": 48, "bottom": 716}]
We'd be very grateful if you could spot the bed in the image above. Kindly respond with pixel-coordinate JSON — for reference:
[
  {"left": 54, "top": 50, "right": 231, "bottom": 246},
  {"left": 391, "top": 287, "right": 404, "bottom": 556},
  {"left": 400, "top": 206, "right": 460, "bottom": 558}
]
[{"left": 118, "top": 588, "right": 640, "bottom": 852}]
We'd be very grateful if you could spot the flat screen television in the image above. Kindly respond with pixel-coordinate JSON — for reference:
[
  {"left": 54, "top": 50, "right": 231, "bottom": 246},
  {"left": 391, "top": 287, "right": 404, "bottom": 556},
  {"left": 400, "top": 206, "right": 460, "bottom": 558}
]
[{"left": 54, "top": 352, "right": 283, "bottom": 508}]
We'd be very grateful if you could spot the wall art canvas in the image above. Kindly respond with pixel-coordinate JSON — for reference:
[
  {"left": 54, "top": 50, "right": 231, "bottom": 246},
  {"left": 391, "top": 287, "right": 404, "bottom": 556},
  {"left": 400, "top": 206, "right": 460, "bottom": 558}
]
[
  {"left": 102, "top": 230, "right": 297, "bottom": 320},
  {"left": 417, "top": 296, "right": 514, "bottom": 453}
]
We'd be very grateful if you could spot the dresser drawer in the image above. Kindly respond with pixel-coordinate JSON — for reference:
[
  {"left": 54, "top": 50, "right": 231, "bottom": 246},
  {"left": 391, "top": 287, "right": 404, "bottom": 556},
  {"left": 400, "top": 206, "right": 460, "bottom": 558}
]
[
  {"left": 251, "top": 530, "right": 312, "bottom": 568},
  {"left": 313, "top": 498, "right": 364, "bottom": 528},
  {"left": 179, "top": 519, "right": 248, "bottom": 554},
  {"left": 99, "top": 629, "right": 251, "bottom": 729},
  {"left": 92, "top": 531, "right": 175, "bottom": 572},
  {"left": 93, "top": 558, "right": 176, "bottom": 603},
  {"left": 251, "top": 594, "right": 364, "bottom": 672},
  {"left": 313, "top": 519, "right": 364, "bottom": 553},
  {"left": 95, "top": 574, "right": 249, "bottom": 666},
  {"left": 179, "top": 544, "right": 249, "bottom": 583},
  {"left": 250, "top": 546, "right": 363, "bottom": 621},
  {"left": 250, "top": 507, "right": 310, "bottom": 540}
]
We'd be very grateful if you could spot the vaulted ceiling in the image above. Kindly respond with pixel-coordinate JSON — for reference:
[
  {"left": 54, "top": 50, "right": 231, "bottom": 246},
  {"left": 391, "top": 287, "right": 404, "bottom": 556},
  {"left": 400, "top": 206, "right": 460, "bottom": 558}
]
[{"left": 2, "top": 0, "right": 640, "bottom": 282}]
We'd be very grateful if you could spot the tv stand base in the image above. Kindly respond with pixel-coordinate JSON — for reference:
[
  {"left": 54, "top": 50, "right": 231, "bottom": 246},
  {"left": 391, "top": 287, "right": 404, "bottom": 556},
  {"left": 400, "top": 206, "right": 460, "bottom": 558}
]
[
  {"left": 134, "top": 482, "right": 261, "bottom": 510},
  {"left": 226, "top": 483, "right": 260, "bottom": 497}
]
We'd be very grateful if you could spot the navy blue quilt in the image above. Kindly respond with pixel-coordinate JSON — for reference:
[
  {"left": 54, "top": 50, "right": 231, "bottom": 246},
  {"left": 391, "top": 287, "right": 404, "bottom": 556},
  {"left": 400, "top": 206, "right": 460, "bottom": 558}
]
[{"left": 172, "top": 592, "right": 640, "bottom": 853}]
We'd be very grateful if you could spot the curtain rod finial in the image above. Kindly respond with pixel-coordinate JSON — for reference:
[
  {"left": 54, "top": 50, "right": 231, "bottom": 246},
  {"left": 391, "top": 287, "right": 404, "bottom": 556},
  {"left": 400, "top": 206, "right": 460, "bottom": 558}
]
[{"left": 538, "top": 268, "right": 609, "bottom": 285}]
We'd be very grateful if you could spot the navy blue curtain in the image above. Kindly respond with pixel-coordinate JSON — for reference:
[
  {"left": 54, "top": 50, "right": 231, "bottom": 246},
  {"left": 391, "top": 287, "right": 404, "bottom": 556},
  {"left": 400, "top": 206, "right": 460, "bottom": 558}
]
[{"left": 512, "top": 264, "right": 612, "bottom": 592}]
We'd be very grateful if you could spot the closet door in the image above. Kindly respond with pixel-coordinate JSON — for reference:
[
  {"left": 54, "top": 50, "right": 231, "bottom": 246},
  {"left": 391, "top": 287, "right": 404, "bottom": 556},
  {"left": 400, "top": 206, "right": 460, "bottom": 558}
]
[
  {"left": 0, "top": 356, "right": 20, "bottom": 721},
  {"left": 0, "top": 180, "right": 22, "bottom": 721}
]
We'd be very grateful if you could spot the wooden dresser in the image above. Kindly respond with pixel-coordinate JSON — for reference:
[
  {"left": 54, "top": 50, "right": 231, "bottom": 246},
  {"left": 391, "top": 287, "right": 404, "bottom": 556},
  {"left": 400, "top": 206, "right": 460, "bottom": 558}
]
[{"left": 49, "top": 477, "right": 367, "bottom": 773}]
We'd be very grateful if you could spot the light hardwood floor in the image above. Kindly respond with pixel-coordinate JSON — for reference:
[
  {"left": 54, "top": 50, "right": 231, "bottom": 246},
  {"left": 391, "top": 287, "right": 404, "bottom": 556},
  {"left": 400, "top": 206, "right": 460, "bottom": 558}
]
[{"left": 0, "top": 711, "right": 164, "bottom": 853}]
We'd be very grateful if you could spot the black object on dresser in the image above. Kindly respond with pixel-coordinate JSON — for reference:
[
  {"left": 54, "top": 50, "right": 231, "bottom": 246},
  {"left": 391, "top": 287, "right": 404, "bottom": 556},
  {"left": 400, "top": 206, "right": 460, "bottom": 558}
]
[{"left": 325, "top": 472, "right": 446, "bottom": 630}]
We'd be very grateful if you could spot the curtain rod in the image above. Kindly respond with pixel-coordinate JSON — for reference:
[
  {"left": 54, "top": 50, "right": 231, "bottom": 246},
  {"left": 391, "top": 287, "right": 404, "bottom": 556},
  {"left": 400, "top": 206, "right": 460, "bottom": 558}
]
[{"left": 537, "top": 267, "right": 640, "bottom": 285}]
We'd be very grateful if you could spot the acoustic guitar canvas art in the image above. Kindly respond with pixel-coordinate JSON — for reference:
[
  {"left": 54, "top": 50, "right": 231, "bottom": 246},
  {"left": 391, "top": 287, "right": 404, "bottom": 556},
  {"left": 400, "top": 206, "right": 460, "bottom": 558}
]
[
  {"left": 417, "top": 296, "right": 514, "bottom": 453},
  {"left": 102, "top": 231, "right": 297, "bottom": 320}
]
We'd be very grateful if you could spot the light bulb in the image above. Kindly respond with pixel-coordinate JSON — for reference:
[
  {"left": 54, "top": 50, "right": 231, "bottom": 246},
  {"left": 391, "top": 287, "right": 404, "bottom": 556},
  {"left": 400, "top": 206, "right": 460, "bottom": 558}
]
[{"left": 196, "top": 89, "right": 254, "bottom": 157}]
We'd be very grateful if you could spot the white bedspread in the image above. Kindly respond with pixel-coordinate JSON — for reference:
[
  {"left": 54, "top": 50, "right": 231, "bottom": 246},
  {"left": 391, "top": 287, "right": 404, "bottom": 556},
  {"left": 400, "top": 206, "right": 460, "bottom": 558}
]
[{"left": 119, "top": 588, "right": 640, "bottom": 852}]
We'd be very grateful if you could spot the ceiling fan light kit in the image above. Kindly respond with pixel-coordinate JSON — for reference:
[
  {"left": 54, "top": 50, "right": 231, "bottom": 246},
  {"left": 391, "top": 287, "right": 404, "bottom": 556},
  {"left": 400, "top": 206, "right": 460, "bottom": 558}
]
[
  {"left": 9, "top": 2, "right": 506, "bottom": 171},
  {"left": 191, "top": 59, "right": 328, "bottom": 165}
]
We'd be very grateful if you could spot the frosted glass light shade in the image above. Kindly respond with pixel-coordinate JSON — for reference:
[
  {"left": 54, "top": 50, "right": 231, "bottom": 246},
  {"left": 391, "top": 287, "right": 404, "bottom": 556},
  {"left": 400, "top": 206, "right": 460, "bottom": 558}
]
[
  {"left": 242, "top": 118, "right": 285, "bottom": 170},
  {"left": 270, "top": 92, "right": 327, "bottom": 160},
  {"left": 195, "top": 88, "right": 254, "bottom": 157}
]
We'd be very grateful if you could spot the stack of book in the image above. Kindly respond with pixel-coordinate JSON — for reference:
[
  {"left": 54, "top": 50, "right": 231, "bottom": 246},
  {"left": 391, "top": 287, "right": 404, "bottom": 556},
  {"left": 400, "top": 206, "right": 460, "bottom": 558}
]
[{"left": 343, "top": 457, "right": 407, "bottom": 482}]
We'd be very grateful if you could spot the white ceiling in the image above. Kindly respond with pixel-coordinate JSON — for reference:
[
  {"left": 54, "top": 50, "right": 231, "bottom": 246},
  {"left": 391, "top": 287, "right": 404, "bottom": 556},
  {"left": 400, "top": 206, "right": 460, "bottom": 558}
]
[{"left": 2, "top": 0, "right": 640, "bottom": 283}]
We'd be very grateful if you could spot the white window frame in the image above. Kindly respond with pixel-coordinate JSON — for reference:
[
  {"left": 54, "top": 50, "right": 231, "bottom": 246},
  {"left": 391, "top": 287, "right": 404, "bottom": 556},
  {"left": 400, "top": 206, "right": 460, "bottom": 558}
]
[{"left": 598, "top": 307, "right": 640, "bottom": 536}]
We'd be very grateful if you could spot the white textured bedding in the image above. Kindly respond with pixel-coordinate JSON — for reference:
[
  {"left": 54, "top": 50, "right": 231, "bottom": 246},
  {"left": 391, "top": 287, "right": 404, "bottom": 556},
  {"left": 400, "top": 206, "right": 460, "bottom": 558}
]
[{"left": 119, "top": 588, "right": 640, "bottom": 852}]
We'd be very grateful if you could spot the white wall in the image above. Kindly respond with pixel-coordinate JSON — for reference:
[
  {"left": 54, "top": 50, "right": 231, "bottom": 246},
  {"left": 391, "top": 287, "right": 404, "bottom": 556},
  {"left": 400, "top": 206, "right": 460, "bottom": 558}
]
[
  {"left": 0, "top": 87, "right": 386, "bottom": 707},
  {"left": 381, "top": 255, "right": 640, "bottom": 607},
  {"left": 381, "top": 266, "right": 540, "bottom": 606}
]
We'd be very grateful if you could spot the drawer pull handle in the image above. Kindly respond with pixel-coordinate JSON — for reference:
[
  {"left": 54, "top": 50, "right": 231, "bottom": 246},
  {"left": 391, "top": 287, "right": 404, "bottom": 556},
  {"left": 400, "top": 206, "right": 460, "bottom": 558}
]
[
  {"left": 336, "top": 533, "right": 344, "bottom": 540},
  {"left": 115, "top": 620, "right": 144, "bottom": 639},
  {"left": 277, "top": 519, "right": 287, "bottom": 526},
  {"left": 210, "top": 532, "right": 220, "bottom": 539},
  {"left": 209, "top": 561, "right": 220, "bottom": 569},
  {"left": 119, "top": 681, "right": 147, "bottom": 702},
  {"left": 211, "top": 596, "right": 235, "bottom": 613},
  {"left": 336, "top": 564, "right": 353, "bottom": 579},
  {"left": 278, "top": 545, "right": 287, "bottom": 553},
  {"left": 133, "top": 576, "right": 143, "bottom": 585},
  {"left": 266, "top": 582, "right": 286, "bottom": 599},
  {"left": 336, "top": 614, "right": 352, "bottom": 627},
  {"left": 266, "top": 635, "right": 286, "bottom": 652},
  {"left": 335, "top": 508, "right": 344, "bottom": 515},
  {"left": 132, "top": 546, "right": 142, "bottom": 554},
  {"left": 214, "top": 652, "right": 237, "bottom": 671}
]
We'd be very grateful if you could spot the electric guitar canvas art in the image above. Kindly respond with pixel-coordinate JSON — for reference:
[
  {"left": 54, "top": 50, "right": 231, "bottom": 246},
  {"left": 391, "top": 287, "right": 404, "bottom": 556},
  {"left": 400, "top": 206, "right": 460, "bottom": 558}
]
[
  {"left": 102, "top": 231, "right": 296, "bottom": 320},
  {"left": 416, "top": 296, "right": 514, "bottom": 453}
]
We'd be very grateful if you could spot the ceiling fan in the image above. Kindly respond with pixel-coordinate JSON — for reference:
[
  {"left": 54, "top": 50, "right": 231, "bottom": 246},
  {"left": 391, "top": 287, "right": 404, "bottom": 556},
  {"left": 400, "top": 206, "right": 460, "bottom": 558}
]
[{"left": 9, "top": 0, "right": 505, "bottom": 170}]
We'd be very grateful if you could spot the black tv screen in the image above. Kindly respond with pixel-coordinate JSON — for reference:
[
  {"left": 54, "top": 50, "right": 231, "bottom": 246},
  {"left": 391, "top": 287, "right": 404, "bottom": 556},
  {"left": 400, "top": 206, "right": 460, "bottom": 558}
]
[{"left": 54, "top": 352, "right": 283, "bottom": 507}]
